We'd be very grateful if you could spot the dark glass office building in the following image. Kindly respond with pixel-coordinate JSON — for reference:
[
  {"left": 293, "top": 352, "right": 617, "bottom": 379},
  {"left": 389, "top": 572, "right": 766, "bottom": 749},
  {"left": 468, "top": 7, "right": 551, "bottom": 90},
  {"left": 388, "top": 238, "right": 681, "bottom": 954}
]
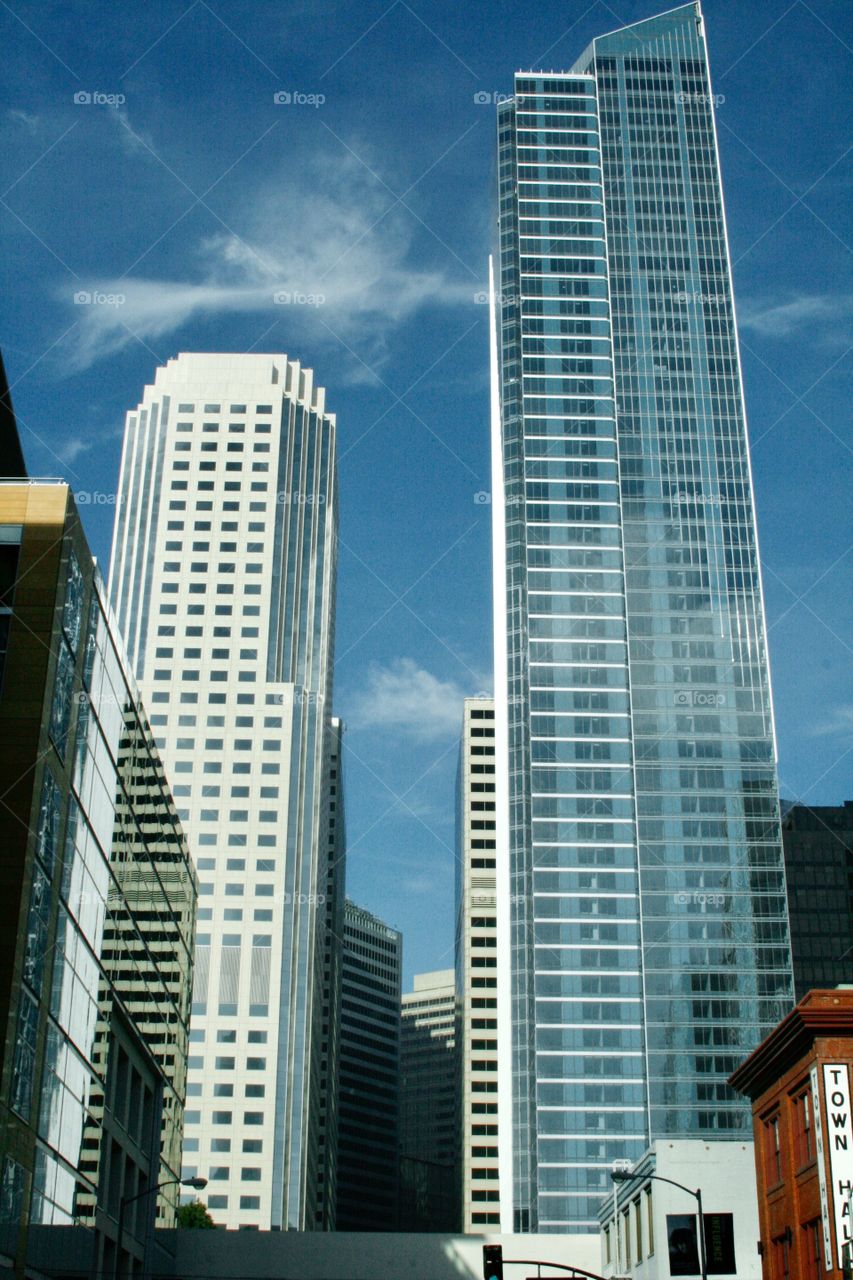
[
  {"left": 335, "top": 900, "right": 402, "bottom": 1231},
  {"left": 492, "top": 2, "right": 793, "bottom": 1233},
  {"left": 781, "top": 801, "right": 853, "bottom": 1000}
]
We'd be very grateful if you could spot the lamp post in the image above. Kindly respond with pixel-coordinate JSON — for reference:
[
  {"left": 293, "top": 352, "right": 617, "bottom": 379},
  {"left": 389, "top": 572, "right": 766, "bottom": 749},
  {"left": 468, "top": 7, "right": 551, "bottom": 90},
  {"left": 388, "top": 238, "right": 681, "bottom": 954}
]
[
  {"left": 114, "top": 1174, "right": 207, "bottom": 1280},
  {"left": 611, "top": 1169, "right": 707, "bottom": 1280}
]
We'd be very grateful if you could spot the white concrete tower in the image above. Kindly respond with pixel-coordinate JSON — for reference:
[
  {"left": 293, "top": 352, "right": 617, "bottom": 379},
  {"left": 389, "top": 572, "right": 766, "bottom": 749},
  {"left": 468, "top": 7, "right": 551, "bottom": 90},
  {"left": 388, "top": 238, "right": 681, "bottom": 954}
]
[{"left": 109, "top": 353, "right": 338, "bottom": 1230}]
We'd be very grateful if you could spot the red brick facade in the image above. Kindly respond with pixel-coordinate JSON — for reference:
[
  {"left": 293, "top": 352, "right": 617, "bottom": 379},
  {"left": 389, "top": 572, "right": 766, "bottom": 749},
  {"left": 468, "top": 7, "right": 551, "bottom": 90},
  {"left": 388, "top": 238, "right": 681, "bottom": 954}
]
[{"left": 730, "top": 989, "right": 853, "bottom": 1280}]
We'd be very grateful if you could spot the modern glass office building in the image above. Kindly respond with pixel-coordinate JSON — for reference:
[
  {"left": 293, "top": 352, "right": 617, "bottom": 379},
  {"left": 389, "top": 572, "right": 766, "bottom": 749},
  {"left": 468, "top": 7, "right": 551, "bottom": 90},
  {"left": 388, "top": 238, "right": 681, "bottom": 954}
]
[
  {"left": 491, "top": 2, "right": 794, "bottom": 1234},
  {"left": 108, "top": 353, "right": 338, "bottom": 1230},
  {"left": 0, "top": 481, "right": 196, "bottom": 1279}
]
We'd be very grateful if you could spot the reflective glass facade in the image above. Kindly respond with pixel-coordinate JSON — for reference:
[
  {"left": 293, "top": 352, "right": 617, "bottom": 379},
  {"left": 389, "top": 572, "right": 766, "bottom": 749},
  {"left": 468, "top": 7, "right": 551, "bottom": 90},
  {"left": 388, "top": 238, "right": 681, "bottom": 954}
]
[
  {"left": 493, "top": 3, "right": 793, "bottom": 1234},
  {"left": 0, "top": 483, "right": 196, "bottom": 1276}
]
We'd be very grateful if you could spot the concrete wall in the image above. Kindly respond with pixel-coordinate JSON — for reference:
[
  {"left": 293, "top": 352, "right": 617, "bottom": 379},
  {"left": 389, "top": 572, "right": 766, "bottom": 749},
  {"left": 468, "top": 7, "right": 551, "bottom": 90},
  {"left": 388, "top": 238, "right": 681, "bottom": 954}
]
[{"left": 150, "top": 1230, "right": 603, "bottom": 1279}]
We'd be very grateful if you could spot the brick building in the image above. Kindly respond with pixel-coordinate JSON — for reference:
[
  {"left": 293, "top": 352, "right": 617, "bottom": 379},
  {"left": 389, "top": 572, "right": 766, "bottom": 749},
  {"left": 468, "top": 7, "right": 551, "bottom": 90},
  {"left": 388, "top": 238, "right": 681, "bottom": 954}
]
[{"left": 729, "top": 989, "right": 853, "bottom": 1279}]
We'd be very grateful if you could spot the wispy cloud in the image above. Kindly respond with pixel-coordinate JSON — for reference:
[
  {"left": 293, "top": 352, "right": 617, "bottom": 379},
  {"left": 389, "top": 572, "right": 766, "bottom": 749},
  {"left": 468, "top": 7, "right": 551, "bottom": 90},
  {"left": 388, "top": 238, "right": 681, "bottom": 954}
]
[
  {"left": 804, "top": 703, "right": 853, "bottom": 741},
  {"left": 738, "top": 292, "right": 853, "bottom": 341},
  {"left": 347, "top": 657, "right": 472, "bottom": 741},
  {"left": 56, "top": 434, "right": 96, "bottom": 464},
  {"left": 7, "top": 109, "right": 41, "bottom": 133},
  {"left": 58, "top": 150, "right": 472, "bottom": 373}
]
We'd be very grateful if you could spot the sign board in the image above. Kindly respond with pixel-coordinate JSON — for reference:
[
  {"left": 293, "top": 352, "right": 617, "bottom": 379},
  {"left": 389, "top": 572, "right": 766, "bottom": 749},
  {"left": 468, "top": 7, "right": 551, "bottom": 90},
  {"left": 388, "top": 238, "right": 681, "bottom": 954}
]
[
  {"left": 703, "top": 1212, "right": 737, "bottom": 1274},
  {"left": 823, "top": 1063, "right": 853, "bottom": 1271},
  {"left": 813, "top": 1064, "right": 833, "bottom": 1272}
]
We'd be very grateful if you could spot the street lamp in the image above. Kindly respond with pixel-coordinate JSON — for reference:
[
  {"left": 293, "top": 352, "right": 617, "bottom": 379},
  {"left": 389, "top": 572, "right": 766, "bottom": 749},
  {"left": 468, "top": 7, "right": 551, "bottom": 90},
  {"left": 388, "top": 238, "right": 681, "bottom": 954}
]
[
  {"left": 114, "top": 1174, "right": 207, "bottom": 1280},
  {"left": 611, "top": 1168, "right": 707, "bottom": 1280}
]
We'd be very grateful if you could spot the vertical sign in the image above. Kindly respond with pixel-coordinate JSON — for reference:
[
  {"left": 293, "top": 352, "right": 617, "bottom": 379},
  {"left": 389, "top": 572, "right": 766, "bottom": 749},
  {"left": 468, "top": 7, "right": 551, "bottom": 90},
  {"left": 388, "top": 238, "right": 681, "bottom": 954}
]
[
  {"left": 823, "top": 1064, "right": 853, "bottom": 1271},
  {"left": 812, "top": 1064, "right": 833, "bottom": 1271}
]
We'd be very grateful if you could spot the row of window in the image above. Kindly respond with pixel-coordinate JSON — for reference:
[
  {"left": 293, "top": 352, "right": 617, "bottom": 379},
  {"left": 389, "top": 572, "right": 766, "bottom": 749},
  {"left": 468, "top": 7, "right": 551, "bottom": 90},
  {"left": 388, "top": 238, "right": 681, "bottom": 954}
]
[
  {"left": 183, "top": 1137, "right": 263, "bottom": 1152},
  {"left": 174, "top": 403, "right": 274, "bottom": 414},
  {"left": 603, "top": 1187, "right": 654, "bottom": 1267},
  {"left": 184, "top": 1110, "right": 265, "bottom": 1125},
  {"left": 196, "top": 907, "right": 272, "bottom": 923}
]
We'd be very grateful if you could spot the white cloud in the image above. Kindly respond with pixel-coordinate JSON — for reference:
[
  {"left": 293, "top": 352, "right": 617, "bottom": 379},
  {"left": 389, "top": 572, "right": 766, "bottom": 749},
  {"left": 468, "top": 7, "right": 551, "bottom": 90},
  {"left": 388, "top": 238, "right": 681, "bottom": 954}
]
[
  {"left": 56, "top": 434, "right": 96, "bottom": 464},
  {"left": 803, "top": 703, "right": 853, "bottom": 741},
  {"left": 7, "top": 109, "right": 40, "bottom": 133},
  {"left": 738, "top": 293, "right": 853, "bottom": 340},
  {"left": 59, "top": 150, "right": 473, "bottom": 373},
  {"left": 348, "top": 657, "right": 472, "bottom": 741}
]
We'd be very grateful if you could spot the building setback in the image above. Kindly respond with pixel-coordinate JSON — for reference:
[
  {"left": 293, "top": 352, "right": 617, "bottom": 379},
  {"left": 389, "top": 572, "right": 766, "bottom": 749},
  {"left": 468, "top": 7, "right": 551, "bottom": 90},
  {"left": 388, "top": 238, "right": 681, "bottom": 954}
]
[
  {"left": 108, "top": 353, "right": 339, "bottom": 1230},
  {"left": 730, "top": 989, "right": 853, "bottom": 1280},
  {"left": 0, "top": 480, "right": 196, "bottom": 1279},
  {"left": 455, "top": 698, "right": 500, "bottom": 1229},
  {"left": 336, "top": 900, "right": 402, "bottom": 1231},
  {"left": 781, "top": 802, "right": 853, "bottom": 1001},
  {"left": 399, "top": 969, "right": 459, "bottom": 1230},
  {"left": 491, "top": 2, "right": 793, "bottom": 1234}
]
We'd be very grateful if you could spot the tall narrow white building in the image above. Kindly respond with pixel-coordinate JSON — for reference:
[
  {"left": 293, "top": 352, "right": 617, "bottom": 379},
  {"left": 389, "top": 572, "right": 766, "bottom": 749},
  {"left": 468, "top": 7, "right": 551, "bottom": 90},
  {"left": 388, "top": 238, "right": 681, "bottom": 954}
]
[
  {"left": 108, "top": 352, "right": 338, "bottom": 1230},
  {"left": 455, "top": 697, "right": 500, "bottom": 1229}
]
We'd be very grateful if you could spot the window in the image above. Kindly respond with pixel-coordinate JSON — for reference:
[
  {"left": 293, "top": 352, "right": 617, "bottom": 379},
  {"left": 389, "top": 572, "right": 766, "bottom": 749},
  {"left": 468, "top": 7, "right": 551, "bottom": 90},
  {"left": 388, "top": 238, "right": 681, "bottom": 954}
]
[
  {"left": 646, "top": 1186, "right": 654, "bottom": 1256},
  {"left": 793, "top": 1087, "right": 814, "bottom": 1167},
  {"left": 634, "top": 1198, "right": 642, "bottom": 1262},
  {"left": 773, "top": 1233, "right": 791, "bottom": 1280},
  {"left": 802, "top": 1220, "right": 821, "bottom": 1280},
  {"left": 764, "top": 1113, "right": 782, "bottom": 1186}
]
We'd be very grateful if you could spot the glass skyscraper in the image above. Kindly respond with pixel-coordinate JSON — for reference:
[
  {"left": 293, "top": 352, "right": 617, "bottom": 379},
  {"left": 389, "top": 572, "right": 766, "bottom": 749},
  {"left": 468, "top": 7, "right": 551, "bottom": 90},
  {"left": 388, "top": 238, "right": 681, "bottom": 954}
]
[
  {"left": 0, "top": 480, "right": 196, "bottom": 1279},
  {"left": 491, "top": 2, "right": 794, "bottom": 1234},
  {"left": 109, "top": 353, "right": 338, "bottom": 1230}
]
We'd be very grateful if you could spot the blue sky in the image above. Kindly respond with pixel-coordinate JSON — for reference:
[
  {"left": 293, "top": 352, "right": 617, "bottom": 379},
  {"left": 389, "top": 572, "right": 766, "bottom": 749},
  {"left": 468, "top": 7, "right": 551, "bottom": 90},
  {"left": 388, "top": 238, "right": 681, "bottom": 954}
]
[{"left": 2, "top": 0, "right": 851, "bottom": 986}]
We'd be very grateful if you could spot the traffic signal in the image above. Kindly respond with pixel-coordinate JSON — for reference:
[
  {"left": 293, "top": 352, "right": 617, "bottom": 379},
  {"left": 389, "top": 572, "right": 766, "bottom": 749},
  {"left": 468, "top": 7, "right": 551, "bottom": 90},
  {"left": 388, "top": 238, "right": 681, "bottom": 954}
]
[{"left": 483, "top": 1243, "right": 503, "bottom": 1280}]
